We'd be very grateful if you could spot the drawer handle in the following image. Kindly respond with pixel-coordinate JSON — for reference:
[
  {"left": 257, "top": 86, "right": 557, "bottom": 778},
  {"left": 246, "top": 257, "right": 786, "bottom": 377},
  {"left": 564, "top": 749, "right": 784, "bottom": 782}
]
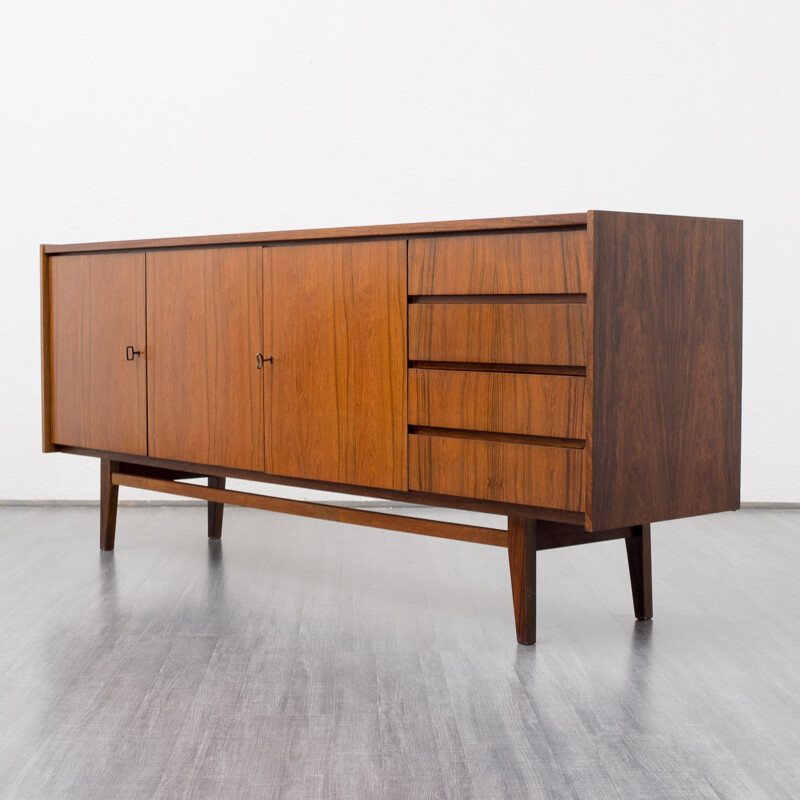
[
  {"left": 255, "top": 353, "right": 274, "bottom": 369},
  {"left": 125, "top": 345, "right": 142, "bottom": 361}
]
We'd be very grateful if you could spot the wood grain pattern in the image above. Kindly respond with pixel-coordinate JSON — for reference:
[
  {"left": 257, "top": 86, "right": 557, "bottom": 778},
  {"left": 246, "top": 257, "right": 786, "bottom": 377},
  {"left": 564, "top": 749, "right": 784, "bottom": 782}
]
[
  {"left": 409, "top": 368, "right": 585, "bottom": 439},
  {"left": 588, "top": 211, "right": 743, "bottom": 530},
  {"left": 409, "top": 230, "right": 587, "bottom": 295},
  {"left": 43, "top": 214, "right": 588, "bottom": 254},
  {"left": 113, "top": 473, "right": 508, "bottom": 547},
  {"left": 409, "top": 434, "right": 584, "bottom": 511},
  {"left": 508, "top": 517, "right": 537, "bottom": 644},
  {"left": 409, "top": 303, "right": 586, "bottom": 366},
  {"left": 265, "top": 241, "right": 407, "bottom": 491},
  {"left": 146, "top": 247, "right": 264, "bottom": 471},
  {"left": 49, "top": 252, "right": 147, "bottom": 454}
]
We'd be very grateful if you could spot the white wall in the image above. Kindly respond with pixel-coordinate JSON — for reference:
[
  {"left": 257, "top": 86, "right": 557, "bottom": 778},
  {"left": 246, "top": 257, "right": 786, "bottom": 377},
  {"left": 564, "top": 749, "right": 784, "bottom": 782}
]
[{"left": 1, "top": 0, "right": 797, "bottom": 502}]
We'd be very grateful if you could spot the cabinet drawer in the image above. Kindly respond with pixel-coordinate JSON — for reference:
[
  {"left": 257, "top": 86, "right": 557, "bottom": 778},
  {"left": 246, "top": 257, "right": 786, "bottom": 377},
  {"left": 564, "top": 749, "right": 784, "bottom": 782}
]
[
  {"left": 409, "top": 230, "right": 587, "bottom": 295},
  {"left": 409, "top": 434, "right": 584, "bottom": 511},
  {"left": 409, "top": 303, "right": 586, "bottom": 366},
  {"left": 409, "top": 369, "right": 585, "bottom": 440}
]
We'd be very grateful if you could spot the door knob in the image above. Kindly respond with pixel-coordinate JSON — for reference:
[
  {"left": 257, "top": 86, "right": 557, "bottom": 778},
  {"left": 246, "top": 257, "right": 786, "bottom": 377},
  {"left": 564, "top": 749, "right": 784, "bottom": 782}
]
[
  {"left": 256, "top": 353, "right": 274, "bottom": 369},
  {"left": 126, "top": 346, "right": 142, "bottom": 361}
]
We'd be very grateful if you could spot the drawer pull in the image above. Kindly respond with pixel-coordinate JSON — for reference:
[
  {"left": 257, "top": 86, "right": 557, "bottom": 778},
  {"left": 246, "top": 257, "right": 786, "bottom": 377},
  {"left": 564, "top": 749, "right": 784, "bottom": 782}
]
[
  {"left": 125, "top": 345, "right": 142, "bottom": 361},
  {"left": 255, "top": 353, "right": 274, "bottom": 369}
]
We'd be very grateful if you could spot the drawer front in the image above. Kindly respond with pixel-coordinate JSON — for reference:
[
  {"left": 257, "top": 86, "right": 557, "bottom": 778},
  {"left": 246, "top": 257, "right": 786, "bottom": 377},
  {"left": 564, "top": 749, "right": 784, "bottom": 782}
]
[
  {"left": 409, "top": 434, "right": 584, "bottom": 511},
  {"left": 409, "top": 369, "right": 585, "bottom": 440},
  {"left": 409, "top": 230, "right": 587, "bottom": 295},
  {"left": 409, "top": 303, "right": 586, "bottom": 366}
]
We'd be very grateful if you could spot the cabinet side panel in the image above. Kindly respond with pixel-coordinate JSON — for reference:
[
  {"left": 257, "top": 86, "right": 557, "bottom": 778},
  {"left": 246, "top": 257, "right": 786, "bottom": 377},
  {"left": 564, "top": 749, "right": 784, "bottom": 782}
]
[{"left": 590, "top": 212, "right": 743, "bottom": 530}]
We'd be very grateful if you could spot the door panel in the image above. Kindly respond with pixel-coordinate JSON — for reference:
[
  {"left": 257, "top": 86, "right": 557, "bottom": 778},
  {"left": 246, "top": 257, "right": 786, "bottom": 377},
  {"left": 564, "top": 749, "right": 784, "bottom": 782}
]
[
  {"left": 147, "top": 247, "right": 264, "bottom": 471},
  {"left": 50, "top": 252, "right": 147, "bottom": 454},
  {"left": 265, "top": 241, "right": 407, "bottom": 490}
]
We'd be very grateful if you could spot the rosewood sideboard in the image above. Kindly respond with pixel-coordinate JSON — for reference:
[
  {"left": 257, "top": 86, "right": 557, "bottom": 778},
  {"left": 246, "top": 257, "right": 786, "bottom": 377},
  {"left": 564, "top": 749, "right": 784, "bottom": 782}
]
[{"left": 40, "top": 211, "right": 743, "bottom": 643}]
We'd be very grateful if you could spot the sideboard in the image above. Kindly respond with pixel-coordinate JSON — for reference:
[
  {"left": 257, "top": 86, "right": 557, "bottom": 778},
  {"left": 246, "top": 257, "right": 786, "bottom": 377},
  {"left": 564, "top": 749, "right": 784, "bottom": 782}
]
[{"left": 40, "top": 211, "right": 743, "bottom": 643}]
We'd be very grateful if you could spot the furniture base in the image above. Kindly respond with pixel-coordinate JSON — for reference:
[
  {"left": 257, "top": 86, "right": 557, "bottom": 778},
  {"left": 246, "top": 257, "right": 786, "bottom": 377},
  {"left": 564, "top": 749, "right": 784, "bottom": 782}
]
[{"left": 101, "top": 460, "right": 653, "bottom": 644}]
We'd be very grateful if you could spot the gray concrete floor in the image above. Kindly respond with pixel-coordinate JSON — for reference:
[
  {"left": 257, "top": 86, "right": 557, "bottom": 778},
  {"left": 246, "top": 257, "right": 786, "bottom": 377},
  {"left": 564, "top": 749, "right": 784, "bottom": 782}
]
[{"left": 0, "top": 505, "right": 798, "bottom": 799}]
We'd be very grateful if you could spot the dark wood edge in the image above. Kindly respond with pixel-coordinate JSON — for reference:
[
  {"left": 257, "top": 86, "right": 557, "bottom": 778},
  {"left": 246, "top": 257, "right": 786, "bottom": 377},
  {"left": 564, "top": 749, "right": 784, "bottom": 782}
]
[
  {"left": 508, "top": 517, "right": 536, "bottom": 644},
  {"left": 116, "top": 462, "right": 208, "bottom": 481},
  {"left": 409, "top": 294, "right": 588, "bottom": 305},
  {"left": 409, "top": 362, "right": 586, "bottom": 377},
  {"left": 100, "top": 459, "right": 120, "bottom": 550},
  {"left": 535, "top": 520, "right": 631, "bottom": 550},
  {"left": 40, "top": 245, "right": 54, "bottom": 452},
  {"left": 42, "top": 214, "right": 588, "bottom": 254},
  {"left": 626, "top": 523, "right": 653, "bottom": 620},
  {"left": 112, "top": 472, "right": 509, "bottom": 548},
  {"left": 207, "top": 476, "right": 226, "bottom": 540},
  {"left": 731, "top": 217, "right": 745, "bottom": 511},
  {"left": 52, "top": 445, "right": 586, "bottom": 527},
  {"left": 584, "top": 212, "right": 597, "bottom": 528},
  {"left": 408, "top": 426, "right": 585, "bottom": 449},
  {"left": 589, "top": 209, "right": 742, "bottom": 224}
]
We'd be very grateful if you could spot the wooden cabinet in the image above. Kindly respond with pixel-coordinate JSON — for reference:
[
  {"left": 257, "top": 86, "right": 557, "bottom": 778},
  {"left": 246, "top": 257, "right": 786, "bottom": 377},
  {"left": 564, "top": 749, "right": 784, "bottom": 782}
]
[{"left": 41, "top": 211, "right": 743, "bottom": 644}]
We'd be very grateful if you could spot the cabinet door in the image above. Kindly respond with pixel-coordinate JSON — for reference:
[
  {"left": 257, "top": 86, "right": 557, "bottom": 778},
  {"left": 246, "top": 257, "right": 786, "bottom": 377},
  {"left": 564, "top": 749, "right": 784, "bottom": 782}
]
[
  {"left": 50, "top": 252, "right": 147, "bottom": 455},
  {"left": 147, "top": 247, "right": 264, "bottom": 471},
  {"left": 265, "top": 241, "right": 407, "bottom": 490}
]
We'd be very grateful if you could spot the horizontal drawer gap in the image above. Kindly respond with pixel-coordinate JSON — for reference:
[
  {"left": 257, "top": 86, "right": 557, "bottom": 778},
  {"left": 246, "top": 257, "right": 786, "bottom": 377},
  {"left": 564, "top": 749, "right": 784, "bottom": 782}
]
[
  {"left": 408, "top": 224, "right": 588, "bottom": 240},
  {"left": 409, "top": 293, "right": 587, "bottom": 304},
  {"left": 409, "top": 425, "right": 585, "bottom": 449},
  {"left": 409, "top": 361, "right": 586, "bottom": 376}
]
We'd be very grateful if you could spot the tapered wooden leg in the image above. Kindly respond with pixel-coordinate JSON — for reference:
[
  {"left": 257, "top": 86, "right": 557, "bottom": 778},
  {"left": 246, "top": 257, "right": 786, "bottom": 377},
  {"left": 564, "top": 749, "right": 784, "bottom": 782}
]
[
  {"left": 208, "top": 476, "right": 226, "bottom": 539},
  {"left": 508, "top": 517, "right": 537, "bottom": 645},
  {"left": 625, "top": 523, "right": 653, "bottom": 620},
  {"left": 100, "top": 459, "right": 120, "bottom": 551}
]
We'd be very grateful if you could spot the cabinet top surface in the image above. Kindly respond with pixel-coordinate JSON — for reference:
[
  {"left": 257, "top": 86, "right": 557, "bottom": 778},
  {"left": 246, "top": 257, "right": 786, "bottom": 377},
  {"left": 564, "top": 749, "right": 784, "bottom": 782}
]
[
  {"left": 42, "top": 210, "right": 743, "bottom": 255},
  {"left": 43, "top": 213, "right": 589, "bottom": 254}
]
